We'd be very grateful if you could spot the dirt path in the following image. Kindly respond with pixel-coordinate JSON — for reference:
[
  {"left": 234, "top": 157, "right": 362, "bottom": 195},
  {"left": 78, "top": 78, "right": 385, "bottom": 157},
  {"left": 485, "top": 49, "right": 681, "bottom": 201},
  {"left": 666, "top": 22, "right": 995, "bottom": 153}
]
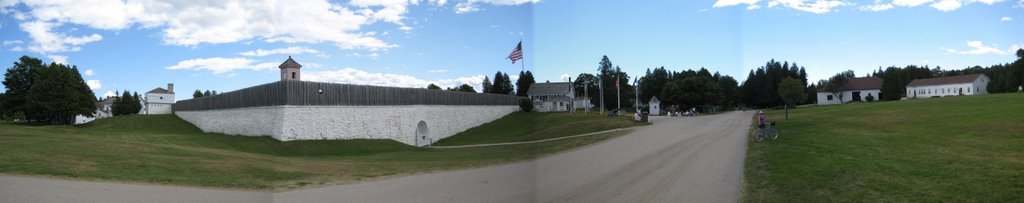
[{"left": 0, "top": 111, "right": 753, "bottom": 203}]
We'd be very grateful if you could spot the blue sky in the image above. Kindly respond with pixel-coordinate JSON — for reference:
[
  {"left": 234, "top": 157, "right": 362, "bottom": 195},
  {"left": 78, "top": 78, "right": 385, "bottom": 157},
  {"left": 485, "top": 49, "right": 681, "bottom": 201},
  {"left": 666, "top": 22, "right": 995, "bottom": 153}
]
[{"left": 0, "top": 0, "right": 1021, "bottom": 100}]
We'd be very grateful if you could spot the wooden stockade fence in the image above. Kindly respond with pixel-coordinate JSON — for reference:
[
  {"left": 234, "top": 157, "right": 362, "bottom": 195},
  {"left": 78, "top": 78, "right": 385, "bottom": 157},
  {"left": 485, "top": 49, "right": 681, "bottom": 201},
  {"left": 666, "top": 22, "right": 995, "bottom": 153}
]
[{"left": 173, "top": 80, "right": 525, "bottom": 111}]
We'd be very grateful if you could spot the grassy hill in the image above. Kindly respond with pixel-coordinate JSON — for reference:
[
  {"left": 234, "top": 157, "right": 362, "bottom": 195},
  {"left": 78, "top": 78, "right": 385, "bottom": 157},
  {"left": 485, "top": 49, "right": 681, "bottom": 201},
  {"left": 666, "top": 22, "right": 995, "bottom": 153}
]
[
  {"left": 744, "top": 93, "right": 1024, "bottom": 202},
  {"left": 0, "top": 112, "right": 639, "bottom": 190}
]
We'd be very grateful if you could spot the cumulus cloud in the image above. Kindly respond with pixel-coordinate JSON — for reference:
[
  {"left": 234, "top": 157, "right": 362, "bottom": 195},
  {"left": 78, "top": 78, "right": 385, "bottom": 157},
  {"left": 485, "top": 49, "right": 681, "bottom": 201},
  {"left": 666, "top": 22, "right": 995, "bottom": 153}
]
[
  {"left": 84, "top": 69, "right": 94, "bottom": 76},
  {"left": 86, "top": 80, "right": 101, "bottom": 90},
  {"left": 102, "top": 90, "right": 116, "bottom": 98},
  {"left": 303, "top": 67, "right": 487, "bottom": 91},
  {"left": 1001, "top": 16, "right": 1013, "bottom": 21},
  {"left": 560, "top": 74, "right": 571, "bottom": 82},
  {"left": 942, "top": 40, "right": 1020, "bottom": 55},
  {"left": 239, "top": 47, "right": 320, "bottom": 57},
  {"left": 166, "top": 57, "right": 277, "bottom": 75},
  {"left": 930, "top": 0, "right": 962, "bottom": 11},
  {"left": 20, "top": 21, "right": 102, "bottom": 53}
]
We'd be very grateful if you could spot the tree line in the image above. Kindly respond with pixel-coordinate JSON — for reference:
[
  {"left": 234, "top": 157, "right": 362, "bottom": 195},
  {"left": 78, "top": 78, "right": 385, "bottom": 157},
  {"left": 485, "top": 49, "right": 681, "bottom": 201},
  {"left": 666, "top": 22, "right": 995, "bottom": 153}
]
[
  {"left": 192, "top": 89, "right": 219, "bottom": 98},
  {"left": 1, "top": 56, "right": 95, "bottom": 124},
  {"left": 572, "top": 55, "right": 637, "bottom": 111},
  {"left": 740, "top": 60, "right": 812, "bottom": 108},
  {"left": 110, "top": 91, "right": 143, "bottom": 116}
]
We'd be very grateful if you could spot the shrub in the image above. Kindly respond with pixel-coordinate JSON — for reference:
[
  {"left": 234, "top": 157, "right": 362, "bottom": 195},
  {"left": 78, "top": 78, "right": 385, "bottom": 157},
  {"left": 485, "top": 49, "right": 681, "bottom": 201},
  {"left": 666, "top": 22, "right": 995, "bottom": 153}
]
[
  {"left": 519, "top": 99, "right": 534, "bottom": 112},
  {"left": 866, "top": 93, "right": 875, "bottom": 102}
]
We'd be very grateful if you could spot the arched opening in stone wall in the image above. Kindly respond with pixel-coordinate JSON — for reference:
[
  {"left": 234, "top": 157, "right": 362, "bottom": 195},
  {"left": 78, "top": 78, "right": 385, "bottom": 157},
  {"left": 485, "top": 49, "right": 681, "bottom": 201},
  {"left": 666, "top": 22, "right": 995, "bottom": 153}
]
[{"left": 415, "top": 121, "right": 430, "bottom": 147}]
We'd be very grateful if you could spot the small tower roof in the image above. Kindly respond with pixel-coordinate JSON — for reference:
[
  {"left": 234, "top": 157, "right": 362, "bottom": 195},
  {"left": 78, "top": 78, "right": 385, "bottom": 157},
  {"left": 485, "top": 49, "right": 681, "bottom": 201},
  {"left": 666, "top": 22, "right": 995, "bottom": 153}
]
[{"left": 279, "top": 56, "right": 302, "bottom": 69}]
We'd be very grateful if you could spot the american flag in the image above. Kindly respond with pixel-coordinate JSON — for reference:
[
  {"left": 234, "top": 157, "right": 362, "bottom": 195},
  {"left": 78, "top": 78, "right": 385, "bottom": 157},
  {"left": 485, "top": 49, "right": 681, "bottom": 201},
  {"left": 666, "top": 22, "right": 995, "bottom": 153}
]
[{"left": 507, "top": 41, "right": 523, "bottom": 64}]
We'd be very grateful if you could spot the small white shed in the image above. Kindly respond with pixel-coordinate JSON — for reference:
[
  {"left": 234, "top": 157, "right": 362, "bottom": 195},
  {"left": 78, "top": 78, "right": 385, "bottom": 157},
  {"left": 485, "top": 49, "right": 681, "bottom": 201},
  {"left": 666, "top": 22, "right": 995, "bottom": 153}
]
[{"left": 648, "top": 96, "right": 661, "bottom": 116}]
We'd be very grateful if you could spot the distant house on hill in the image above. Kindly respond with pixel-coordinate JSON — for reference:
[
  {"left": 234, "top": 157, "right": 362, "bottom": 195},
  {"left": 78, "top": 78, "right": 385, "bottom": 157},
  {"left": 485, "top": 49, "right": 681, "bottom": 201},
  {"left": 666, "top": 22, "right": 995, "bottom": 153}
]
[
  {"left": 145, "top": 83, "right": 175, "bottom": 114},
  {"left": 906, "top": 74, "right": 989, "bottom": 99},
  {"left": 528, "top": 81, "right": 574, "bottom": 112},
  {"left": 816, "top": 77, "right": 883, "bottom": 105}
]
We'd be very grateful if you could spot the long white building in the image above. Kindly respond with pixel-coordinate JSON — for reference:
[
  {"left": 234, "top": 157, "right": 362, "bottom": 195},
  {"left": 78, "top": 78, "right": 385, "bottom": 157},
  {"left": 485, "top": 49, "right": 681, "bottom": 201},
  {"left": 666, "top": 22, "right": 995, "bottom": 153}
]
[{"left": 906, "top": 74, "right": 989, "bottom": 99}]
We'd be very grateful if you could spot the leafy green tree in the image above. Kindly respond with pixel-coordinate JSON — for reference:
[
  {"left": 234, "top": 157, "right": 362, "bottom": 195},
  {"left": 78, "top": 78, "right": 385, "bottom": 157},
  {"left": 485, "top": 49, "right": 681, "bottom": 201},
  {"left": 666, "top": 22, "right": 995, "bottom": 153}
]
[
  {"left": 778, "top": 77, "right": 806, "bottom": 120},
  {"left": 678, "top": 76, "right": 722, "bottom": 107},
  {"left": 426, "top": 84, "right": 441, "bottom": 90},
  {"left": 193, "top": 89, "right": 203, "bottom": 98},
  {"left": 516, "top": 70, "right": 535, "bottom": 97},
  {"left": 25, "top": 62, "right": 95, "bottom": 124},
  {"left": 3, "top": 56, "right": 45, "bottom": 120},
  {"left": 572, "top": 73, "right": 600, "bottom": 107},
  {"left": 456, "top": 84, "right": 476, "bottom": 93},
  {"left": 824, "top": 70, "right": 855, "bottom": 104}
]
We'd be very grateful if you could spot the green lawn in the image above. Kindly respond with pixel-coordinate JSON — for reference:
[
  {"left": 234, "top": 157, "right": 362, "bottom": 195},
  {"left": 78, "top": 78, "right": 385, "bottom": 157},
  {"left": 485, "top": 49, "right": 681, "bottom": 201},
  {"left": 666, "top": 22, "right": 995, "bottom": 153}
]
[
  {"left": 744, "top": 93, "right": 1024, "bottom": 202},
  {"left": 434, "top": 112, "right": 643, "bottom": 146},
  {"left": 0, "top": 112, "right": 639, "bottom": 190}
]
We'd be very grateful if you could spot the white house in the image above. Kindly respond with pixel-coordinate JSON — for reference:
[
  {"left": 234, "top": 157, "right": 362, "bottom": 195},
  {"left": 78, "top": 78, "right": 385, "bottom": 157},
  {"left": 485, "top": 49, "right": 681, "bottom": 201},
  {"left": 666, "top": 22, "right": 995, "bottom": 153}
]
[
  {"left": 145, "top": 83, "right": 175, "bottom": 114},
  {"left": 906, "top": 74, "right": 989, "bottom": 99},
  {"left": 573, "top": 97, "right": 593, "bottom": 110},
  {"left": 648, "top": 96, "right": 661, "bottom": 115},
  {"left": 527, "top": 82, "right": 575, "bottom": 112},
  {"left": 817, "top": 77, "right": 883, "bottom": 105}
]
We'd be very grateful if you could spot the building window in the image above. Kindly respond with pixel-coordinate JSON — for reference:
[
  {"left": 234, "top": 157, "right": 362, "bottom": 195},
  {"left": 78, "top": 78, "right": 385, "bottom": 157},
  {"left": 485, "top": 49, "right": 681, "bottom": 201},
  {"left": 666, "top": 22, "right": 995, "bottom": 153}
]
[
  {"left": 827, "top": 95, "right": 833, "bottom": 101},
  {"left": 291, "top": 72, "right": 296, "bottom": 79},
  {"left": 159, "top": 96, "right": 163, "bottom": 99}
]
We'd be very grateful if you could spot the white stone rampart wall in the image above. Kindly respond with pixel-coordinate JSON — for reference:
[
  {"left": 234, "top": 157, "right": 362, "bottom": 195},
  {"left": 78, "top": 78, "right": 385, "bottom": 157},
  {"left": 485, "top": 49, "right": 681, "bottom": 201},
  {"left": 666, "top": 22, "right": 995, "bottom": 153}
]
[{"left": 175, "top": 105, "right": 518, "bottom": 146}]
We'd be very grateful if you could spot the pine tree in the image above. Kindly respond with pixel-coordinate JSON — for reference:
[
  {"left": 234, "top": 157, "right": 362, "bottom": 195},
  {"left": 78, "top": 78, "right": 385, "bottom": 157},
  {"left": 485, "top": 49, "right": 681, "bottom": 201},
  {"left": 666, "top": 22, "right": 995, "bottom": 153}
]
[
  {"left": 193, "top": 90, "right": 203, "bottom": 98},
  {"left": 481, "top": 76, "right": 492, "bottom": 94},
  {"left": 516, "top": 70, "right": 535, "bottom": 97}
]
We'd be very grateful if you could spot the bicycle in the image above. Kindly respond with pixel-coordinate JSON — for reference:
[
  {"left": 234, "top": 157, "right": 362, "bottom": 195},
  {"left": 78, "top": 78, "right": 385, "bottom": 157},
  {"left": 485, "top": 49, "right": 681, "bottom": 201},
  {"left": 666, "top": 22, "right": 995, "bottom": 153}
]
[{"left": 754, "top": 121, "right": 778, "bottom": 143}]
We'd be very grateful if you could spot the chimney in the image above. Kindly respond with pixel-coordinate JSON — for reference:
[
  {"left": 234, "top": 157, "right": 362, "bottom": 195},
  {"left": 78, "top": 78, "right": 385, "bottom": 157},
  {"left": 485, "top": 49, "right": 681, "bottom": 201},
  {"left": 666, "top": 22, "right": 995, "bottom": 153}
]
[{"left": 167, "top": 83, "right": 174, "bottom": 93}]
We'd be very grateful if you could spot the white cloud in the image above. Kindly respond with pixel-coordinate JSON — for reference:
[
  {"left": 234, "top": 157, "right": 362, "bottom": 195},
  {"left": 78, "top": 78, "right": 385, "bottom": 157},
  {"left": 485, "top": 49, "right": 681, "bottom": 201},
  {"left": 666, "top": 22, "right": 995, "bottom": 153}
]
[
  {"left": 84, "top": 69, "right": 94, "bottom": 76},
  {"left": 428, "top": 69, "right": 449, "bottom": 73},
  {"left": 166, "top": 57, "right": 276, "bottom": 75},
  {"left": 102, "top": 90, "right": 116, "bottom": 98},
  {"left": 713, "top": 0, "right": 761, "bottom": 8},
  {"left": 303, "top": 67, "right": 487, "bottom": 91},
  {"left": 893, "top": 0, "right": 934, "bottom": 7},
  {"left": 239, "top": 47, "right": 320, "bottom": 57},
  {"left": 943, "top": 40, "right": 1016, "bottom": 55},
  {"left": 1001, "top": 16, "right": 1013, "bottom": 21},
  {"left": 48, "top": 54, "right": 67, "bottom": 64},
  {"left": 860, "top": 3, "right": 895, "bottom": 11},
  {"left": 20, "top": 21, "right": 102, "bottom": 53},
  {"left": 560, "top": 74, "right": 571, "bottom": 82},
  {"left": 86, "top": 80, "right": 101, "bottom": 90},
  {"left": 453, "top": 0, "right": 539, "bottom": 14},
  {"left": 2, "top": 40, "right": 23, "bottom": 46},
  {"left": 714, "top": 0, "right": 846, "bottom": 14},
  {"left": 9, "top": 0, "right": 405, "bottom": 51},
  {"left": 930, "top": 0, "right": 962, "bottom": 11}
]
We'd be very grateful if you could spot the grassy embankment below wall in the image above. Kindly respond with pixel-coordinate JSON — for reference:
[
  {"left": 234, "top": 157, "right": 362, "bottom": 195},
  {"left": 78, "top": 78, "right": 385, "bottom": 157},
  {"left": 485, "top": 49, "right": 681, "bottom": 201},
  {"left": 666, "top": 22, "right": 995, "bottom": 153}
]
[
  {"left": 0, "top": 112, "right": 643, "bottom": 191},
  {"left": 743, "top": 93, "right": 1024, "bottom": 202}
]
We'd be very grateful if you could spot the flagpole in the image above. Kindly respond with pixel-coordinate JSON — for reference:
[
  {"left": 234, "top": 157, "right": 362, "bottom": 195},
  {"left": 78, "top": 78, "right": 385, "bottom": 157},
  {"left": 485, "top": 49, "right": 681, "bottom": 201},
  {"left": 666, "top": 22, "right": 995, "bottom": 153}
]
[
  {"left": 520, "top": 38, "right": 525, "bottom": 72},
  {"left": 616, "top": 70, "right": 621, "bottom": 111}
]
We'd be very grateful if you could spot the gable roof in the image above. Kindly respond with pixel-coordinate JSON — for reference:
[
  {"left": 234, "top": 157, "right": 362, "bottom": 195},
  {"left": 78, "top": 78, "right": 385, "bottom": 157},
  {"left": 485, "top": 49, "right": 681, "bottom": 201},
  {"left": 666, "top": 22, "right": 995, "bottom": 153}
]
[
  {"left": 817, "top": 77, "right": 883, "bottom": 92},
  {"left": 527, "top": 82, "right": 572, "bottom": 96},
  {"left": 906, "top": 74, "right": 985, "bottom": 87},
  {"left": 147, "top": 87, "right": 172, "bottom": 94},
  {"left": 649, "top": 96, "right": 660, "bottom": 103},
  {"left": 279, "top": 56, "right": 302, "bottom": 69}
]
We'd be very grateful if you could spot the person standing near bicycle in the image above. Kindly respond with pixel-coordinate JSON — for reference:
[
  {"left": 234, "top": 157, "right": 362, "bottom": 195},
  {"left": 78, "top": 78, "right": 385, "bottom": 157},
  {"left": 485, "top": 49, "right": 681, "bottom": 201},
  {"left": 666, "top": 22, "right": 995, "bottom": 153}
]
[{"left": 757, "top": 111, "right": 767, "bottom": 131}]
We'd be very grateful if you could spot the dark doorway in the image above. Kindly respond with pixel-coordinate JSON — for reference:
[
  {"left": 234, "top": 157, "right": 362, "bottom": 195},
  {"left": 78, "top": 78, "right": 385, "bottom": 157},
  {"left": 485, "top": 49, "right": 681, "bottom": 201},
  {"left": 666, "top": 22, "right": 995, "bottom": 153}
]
[{"left": 852, "top": 91, "right": 862, "bottom": 102}]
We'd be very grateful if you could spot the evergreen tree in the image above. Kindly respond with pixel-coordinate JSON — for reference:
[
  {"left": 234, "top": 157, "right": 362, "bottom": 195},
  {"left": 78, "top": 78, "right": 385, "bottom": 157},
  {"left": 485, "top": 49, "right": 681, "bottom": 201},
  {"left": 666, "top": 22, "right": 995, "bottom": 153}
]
[
  {"left": 481, "top": 76, "right": 492, "bottom": 94},
  {"left": 193, "top": 90, "right": 203, "bottom": 98},
  {"left": 24, "top": 62, "right": 95, "bottom": 124},
  {"left": 203, "top": 90, "right": 211, "bottom": 96},
  {"left": 3, "top": 56, "right": 44, "bottom": 121},
  {"left": 500, "top": 72, "right": 514, "bottom": 95},
  {"left": 132, "top": 92, "right": 142, "bottom": 114},
  {"left": 516, "top": 70, "right": 535, "bottom": 97}
]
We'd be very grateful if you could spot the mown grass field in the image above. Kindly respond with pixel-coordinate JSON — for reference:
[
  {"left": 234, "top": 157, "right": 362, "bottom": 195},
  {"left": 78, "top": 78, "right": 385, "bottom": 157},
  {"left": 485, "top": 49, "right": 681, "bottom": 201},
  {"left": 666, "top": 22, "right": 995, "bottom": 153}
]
[
  {"left": 434, "top": 111, "right": 643, "bottom": 146},
  {"left": 0, "top": 112, "right": 640, "bottom": 191},
  {"left": 744, "top": 93, "right": 1024, "bottom": 202}
]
